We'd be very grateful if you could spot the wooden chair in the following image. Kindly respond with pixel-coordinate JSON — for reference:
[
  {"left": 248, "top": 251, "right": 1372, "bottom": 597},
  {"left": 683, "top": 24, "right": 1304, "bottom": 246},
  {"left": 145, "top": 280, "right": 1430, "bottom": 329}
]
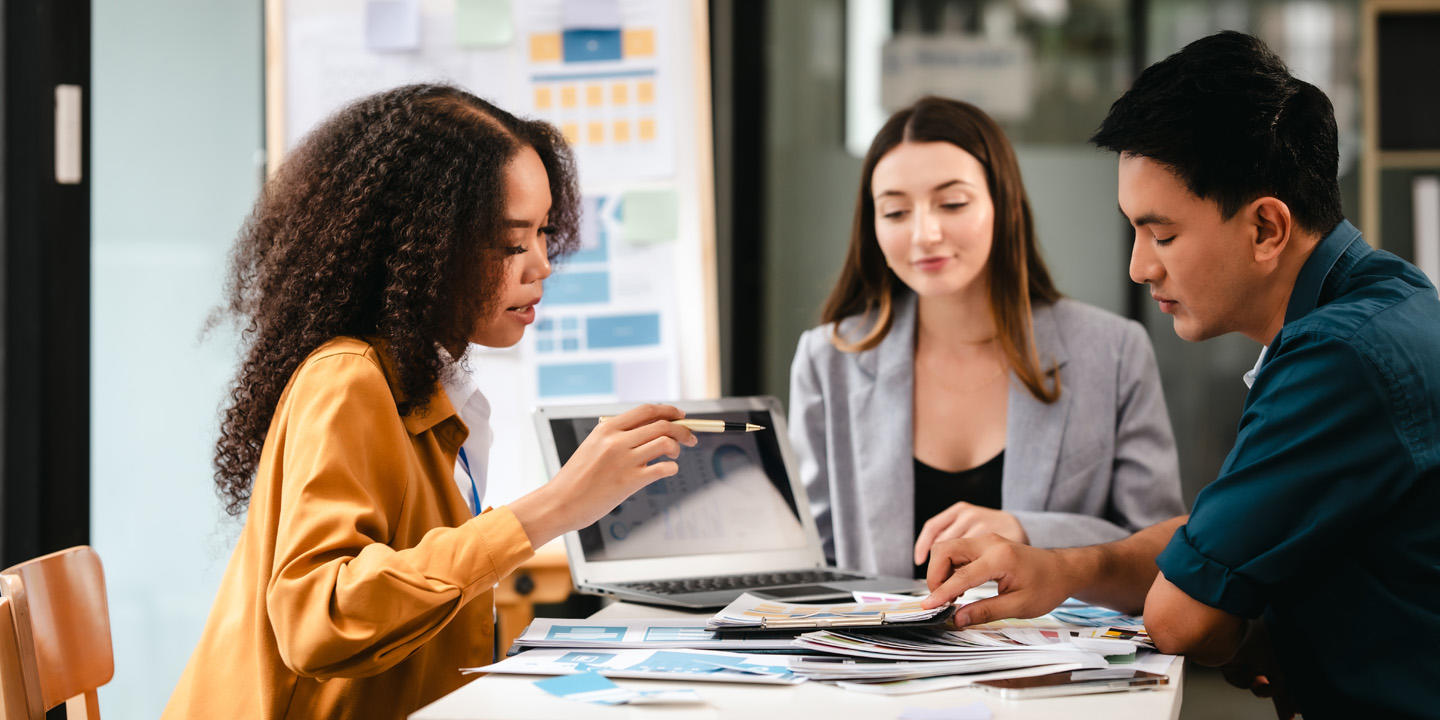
[
  {"left": 1, "top": 596, "right": 31, "bottom": 719},
  {"left": 0, "top": 547, "right": 114, "bottom": 720}
]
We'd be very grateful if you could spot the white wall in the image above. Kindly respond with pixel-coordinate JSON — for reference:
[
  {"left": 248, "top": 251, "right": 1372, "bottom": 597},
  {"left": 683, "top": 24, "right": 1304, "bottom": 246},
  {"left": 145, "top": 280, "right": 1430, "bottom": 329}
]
[{"left": 91, "top": 1, "right": 262, "bottom": 716}]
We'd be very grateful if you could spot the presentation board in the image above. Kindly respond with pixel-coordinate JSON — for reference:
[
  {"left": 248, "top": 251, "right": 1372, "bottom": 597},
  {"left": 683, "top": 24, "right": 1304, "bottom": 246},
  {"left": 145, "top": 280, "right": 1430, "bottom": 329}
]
[{"left": 265, "top": 0, "right": 719, "bottom": 506}]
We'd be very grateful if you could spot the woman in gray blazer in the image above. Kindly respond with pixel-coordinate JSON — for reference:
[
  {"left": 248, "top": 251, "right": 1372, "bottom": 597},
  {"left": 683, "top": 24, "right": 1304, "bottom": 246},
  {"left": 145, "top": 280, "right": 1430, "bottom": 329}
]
[{"left": 789, "top": 97, "right": 1183, "bottom": 580}]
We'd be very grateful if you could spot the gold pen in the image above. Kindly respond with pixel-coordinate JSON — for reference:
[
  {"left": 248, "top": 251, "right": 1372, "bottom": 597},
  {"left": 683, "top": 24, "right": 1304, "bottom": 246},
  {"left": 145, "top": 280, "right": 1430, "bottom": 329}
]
[{"left": 597, "top": 417, "right": 765, "bottom": 433}]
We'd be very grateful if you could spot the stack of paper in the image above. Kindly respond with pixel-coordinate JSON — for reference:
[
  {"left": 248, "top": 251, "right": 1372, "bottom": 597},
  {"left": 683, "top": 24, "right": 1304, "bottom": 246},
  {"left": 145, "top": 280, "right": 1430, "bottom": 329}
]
[
  {"left": 707, "top": 592, "right": 950, "bottom": 631},
  {"left": 782, "top": 624, "right": 1143, "bottom": 685}
]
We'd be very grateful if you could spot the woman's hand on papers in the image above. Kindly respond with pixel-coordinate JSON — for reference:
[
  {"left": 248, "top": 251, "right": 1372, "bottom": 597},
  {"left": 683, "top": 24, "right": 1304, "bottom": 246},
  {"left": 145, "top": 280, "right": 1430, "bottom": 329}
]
[
  {"left": 919, "top": 535, "right": 1074, "bottom": 625},
  {"left": 510, "top": 404, "right": 697, "bottom": 548},
  {"left": 913, "top": 502, "right": 1029, "bottom": 566}
]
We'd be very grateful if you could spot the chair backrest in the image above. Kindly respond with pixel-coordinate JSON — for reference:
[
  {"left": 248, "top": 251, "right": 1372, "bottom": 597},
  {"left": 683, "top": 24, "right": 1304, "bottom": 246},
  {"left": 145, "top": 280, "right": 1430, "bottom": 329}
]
[
  {"left": 0, "top": 547, "right": 113, "bottom": 720},
  {"left": 0, "top": 596, "right": 31, "bottom": 720}
]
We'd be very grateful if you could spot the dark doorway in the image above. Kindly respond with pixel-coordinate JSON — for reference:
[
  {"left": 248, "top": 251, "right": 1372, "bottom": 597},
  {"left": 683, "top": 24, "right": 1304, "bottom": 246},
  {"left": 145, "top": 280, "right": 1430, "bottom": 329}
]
[{"left": 1, "top": 0, "right": 92, "bottom": 567}]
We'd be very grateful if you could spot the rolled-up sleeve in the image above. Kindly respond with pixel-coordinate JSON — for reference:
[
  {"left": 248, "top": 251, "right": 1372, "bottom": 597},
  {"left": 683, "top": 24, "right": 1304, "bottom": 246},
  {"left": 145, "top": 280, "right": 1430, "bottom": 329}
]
[
  {"left": 1157, "top": 334, "right": 1415, "bottom": 617},
  {"left": 265, "top": 353, "right": 533, "bottom": 679}
]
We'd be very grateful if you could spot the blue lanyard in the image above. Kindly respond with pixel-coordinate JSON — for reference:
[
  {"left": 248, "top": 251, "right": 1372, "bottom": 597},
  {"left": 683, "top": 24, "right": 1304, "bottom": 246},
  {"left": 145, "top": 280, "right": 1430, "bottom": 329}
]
[{"left": 457, "top": 447, "right": 481, "bottom": 517}]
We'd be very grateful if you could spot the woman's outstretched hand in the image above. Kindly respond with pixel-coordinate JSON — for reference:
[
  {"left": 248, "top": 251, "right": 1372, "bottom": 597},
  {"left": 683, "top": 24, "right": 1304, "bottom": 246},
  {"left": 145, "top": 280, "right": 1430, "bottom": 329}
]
[{"left": 509, "top": 403, "right": 697, "bottom": 548}]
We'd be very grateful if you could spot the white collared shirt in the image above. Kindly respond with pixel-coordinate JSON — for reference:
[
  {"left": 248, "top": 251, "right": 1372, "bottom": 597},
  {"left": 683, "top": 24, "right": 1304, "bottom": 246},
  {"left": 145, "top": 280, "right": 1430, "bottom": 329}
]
[
  {"left": 1242, "top": 345, "right": 1270, "bottom": 389},
  {"left": 440, "top": 347, "right": 493, "bottom": 515}
]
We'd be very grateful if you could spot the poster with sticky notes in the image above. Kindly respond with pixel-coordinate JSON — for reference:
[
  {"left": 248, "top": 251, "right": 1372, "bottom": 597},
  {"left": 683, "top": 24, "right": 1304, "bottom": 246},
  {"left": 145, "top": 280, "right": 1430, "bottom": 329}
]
[{"left": 271, "top": 0, "right": 717, "bottom": 509}]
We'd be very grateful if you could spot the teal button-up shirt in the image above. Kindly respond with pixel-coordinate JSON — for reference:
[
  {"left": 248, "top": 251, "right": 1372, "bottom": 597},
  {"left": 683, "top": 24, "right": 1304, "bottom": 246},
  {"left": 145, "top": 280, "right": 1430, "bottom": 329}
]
[{"left": 1156, "top": 219, "right": 1440, "bottom": 719}]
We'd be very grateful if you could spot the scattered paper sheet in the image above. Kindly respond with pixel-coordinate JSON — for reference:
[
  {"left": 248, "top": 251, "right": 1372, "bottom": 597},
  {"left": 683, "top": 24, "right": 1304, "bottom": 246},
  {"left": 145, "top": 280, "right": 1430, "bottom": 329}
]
[
  {"left": 469, "top": 647, "right": 806, "bottom": 685},
  {"left": 534, "top": 671, "right": 703, "bottom": 705}
]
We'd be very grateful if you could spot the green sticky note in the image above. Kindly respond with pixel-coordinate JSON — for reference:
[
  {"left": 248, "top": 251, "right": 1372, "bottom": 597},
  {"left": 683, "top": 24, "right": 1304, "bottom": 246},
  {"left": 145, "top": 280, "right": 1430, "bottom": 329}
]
[
  {"left": 456, "top": 0, "right": 514, "bottom": 47},
  {"left": 621, "top": 189, "right": 678, "bottom": 245}
]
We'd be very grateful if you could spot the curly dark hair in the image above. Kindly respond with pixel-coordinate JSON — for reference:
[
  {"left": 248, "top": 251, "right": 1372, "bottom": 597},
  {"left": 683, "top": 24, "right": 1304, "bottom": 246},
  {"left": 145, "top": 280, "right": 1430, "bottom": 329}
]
[{"left": 213, "top": 84, "right": 580, "bottom": 516}]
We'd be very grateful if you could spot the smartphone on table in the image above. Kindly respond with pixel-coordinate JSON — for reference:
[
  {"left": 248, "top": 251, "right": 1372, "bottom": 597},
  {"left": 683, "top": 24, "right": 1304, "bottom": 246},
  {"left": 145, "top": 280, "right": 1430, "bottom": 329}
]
[{"left": 973, "top": 668, "right": 1169, "bottom": 699}]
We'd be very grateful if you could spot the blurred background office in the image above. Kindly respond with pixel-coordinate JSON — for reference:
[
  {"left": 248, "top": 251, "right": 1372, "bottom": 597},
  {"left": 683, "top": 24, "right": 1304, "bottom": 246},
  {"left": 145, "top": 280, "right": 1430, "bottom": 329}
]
[{"left": 1, "top": 0, "right": 1435, "bottom": 718}]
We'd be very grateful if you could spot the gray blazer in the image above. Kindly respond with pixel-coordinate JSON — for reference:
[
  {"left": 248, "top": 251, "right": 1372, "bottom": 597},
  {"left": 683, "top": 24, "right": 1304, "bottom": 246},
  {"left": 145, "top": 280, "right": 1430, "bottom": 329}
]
[{"left": 788, "top": 292, "right": 1184, "bottom": 578}]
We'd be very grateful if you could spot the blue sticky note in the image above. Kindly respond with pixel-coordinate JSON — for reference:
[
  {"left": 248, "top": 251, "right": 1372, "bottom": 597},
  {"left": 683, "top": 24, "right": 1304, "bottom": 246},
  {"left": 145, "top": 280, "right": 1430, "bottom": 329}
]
[
  {"left": 562, "top": 29, "right": 623, "bottom": 62},
  {"left": 586, "top": 314, "right": 660, "bottom": 349},
  {"left": 538, "top": 362, "right": 614, "bottom": 397},
  {"left": 545, "top": 271, "right": 610, "bottom": 305}
]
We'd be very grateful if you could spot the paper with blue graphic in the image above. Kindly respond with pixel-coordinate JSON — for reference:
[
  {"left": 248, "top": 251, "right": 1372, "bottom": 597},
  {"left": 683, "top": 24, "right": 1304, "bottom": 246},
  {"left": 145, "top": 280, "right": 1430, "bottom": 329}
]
[
  {"left": 467, "top": 647, "right": 806, "bottom": 685},
  {"left": 533, "top": 671, "right": 703, "bottom": 705},
  {"left": 513, "top": 617, "right": 797, "bottom": 651}
]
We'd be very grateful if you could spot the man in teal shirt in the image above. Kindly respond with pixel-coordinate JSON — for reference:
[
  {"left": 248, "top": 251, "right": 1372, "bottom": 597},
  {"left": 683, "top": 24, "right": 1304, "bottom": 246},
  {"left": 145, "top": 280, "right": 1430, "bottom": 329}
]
[{"left": 919, "top": 32, "right": 1440, "bottom": 719}]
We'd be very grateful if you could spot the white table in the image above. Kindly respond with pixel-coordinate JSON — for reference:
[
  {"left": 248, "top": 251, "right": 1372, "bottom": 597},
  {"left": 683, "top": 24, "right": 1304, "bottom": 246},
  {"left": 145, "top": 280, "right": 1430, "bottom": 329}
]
[{"left": 412, "top": 603, "right": 1183, "bottom": 719}]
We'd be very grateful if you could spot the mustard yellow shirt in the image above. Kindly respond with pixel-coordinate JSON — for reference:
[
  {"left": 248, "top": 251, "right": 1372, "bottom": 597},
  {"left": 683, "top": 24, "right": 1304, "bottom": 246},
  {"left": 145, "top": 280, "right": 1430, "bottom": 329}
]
[{"left": 164, "top": 337, "right": 534, "bottom": 719}]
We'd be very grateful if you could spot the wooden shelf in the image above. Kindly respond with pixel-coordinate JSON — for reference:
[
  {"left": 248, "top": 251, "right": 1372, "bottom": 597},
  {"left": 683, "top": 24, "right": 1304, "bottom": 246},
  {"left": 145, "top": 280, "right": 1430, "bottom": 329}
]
[
  {"left": 1376, "top": 150, "right": 1440, "bottom": 169},
  {"left": 1360, "top": 0, "right": 1440, "bottom": 247}
]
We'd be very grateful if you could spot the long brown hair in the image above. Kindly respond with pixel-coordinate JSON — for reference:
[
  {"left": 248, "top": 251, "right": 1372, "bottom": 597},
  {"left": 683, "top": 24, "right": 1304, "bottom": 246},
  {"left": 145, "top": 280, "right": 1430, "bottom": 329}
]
[
  {"left": 821, "top": 96, "right": 1061, "bottom": 403},
  {"left": 212, "top": 84, "right": 580, "bottom": 515}
]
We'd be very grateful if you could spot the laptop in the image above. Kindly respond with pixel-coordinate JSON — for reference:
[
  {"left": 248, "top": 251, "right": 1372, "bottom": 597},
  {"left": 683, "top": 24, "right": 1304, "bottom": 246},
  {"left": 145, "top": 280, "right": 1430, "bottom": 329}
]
[{"left": 534, "top": 396, "right": 923, "bottom": 609}]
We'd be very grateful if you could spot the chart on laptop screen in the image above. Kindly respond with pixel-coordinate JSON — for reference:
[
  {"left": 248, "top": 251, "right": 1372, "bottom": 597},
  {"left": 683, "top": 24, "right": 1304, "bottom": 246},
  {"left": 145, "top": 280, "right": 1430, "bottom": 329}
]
[{"left": 548, "top": 411, "right": 806, "bottom": 561}]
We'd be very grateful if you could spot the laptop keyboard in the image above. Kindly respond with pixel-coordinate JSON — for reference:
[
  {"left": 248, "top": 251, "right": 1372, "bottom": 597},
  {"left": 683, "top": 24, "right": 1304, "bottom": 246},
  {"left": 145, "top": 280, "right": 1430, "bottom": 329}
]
[{"left": 614, "top": 569, "right": 864, "bottom": 595}]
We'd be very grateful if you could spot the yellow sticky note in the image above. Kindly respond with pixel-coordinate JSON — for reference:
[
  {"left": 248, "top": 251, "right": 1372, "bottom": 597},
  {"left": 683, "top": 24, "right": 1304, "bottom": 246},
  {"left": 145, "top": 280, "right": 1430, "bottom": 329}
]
[
  {"left": 587, "top": 122, "right": 605, "bottom": 145},
  {"left": 613, "top": 120, "right": 631, "bottom": 143},
  {"left": 639, "top": 118, "right": 656, "bottom": 141},
  {"left": 534, "top": 87, "right": 553, "bottom": 110},
  {"left": 561, "top": 85, "right": 578, "bottom": 109},
  {"left": 529, "top": 33, "right": 561, "bottom": 62},
  {"left": 586, "top": 84, "right": 604, "bottom": 107},
  {"left": 611, "top": 83, "right": 629, "bottom": 106},
  {"left": 561, "top": 123, "right": 579, "bottom": 144},
  {"left": 637, "top": 80, "right": 655, "bottom": 105},
  {"left": 623, "top": 28, "right": 656, "bottom": 57}
]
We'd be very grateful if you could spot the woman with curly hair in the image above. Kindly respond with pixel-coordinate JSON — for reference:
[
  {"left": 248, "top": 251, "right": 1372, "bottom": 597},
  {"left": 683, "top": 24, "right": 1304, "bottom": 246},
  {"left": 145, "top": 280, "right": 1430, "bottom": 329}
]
[{"left": 163, "top": 84, "right": 696, "bottom": 719}]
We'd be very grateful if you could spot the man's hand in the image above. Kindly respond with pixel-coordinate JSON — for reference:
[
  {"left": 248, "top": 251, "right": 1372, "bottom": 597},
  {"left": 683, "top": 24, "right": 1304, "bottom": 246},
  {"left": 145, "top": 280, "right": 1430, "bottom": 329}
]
[
  {"left": 1219, "top": 618, "right": 1298, "bottom": 720},
  {"left": 920, "top": 534, "right": 1077, "bottom": 625},
  {"left": 913, "top": 502, "right": 1029, "bottom": 566}
]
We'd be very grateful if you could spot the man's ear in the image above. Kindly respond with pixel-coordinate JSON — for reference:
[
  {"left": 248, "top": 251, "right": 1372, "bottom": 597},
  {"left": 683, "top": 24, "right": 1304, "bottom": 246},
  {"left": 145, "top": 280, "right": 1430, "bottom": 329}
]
[{"left": 1251, "top": 197, "right": 1293, "bottom": 264}]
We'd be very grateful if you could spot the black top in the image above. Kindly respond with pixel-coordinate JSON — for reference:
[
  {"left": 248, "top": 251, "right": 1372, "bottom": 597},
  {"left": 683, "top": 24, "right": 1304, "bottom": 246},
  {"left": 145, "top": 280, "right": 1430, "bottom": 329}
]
[{"left": 913, "top": 451, "right": 1004, "bottom": 579}]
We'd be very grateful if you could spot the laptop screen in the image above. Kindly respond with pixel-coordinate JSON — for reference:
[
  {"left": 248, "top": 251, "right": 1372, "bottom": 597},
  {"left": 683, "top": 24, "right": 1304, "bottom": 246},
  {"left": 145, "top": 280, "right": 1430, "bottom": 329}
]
[{"left": 547, "top": 409, "right": 808, "bottom": 562}]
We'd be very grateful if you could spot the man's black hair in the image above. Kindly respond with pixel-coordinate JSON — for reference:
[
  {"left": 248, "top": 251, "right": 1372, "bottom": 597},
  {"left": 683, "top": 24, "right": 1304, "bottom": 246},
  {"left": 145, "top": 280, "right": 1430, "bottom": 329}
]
[{"left": 1092, "top": 31, "right": 1343, "bottom": 236}]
